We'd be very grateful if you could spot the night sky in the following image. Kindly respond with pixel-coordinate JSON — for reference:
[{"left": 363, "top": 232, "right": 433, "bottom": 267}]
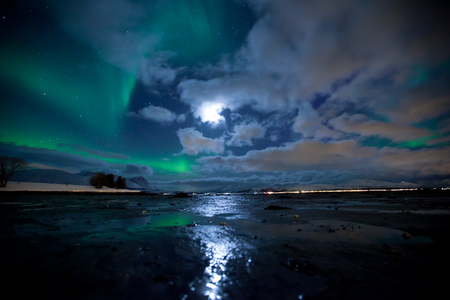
[{"left": 1, "top": 0, "right": 450, "bottom": 191}]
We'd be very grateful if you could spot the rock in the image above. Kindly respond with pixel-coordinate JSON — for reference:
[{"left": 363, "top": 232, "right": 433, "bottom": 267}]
[
  {"left": 405, "top": 226, "right": 424, "bottom": 236},
  {"left": 264, "top": 205, "right": 292, "bottom": 210},
  {"left": 155, "top": 275, "right": 170, "bottom": 282},
  {"left": 47, "top": 227, "right": 60, "bottom": 231},
  {"left": 173, "top": 192, "right": 189, "bottom": 198}
]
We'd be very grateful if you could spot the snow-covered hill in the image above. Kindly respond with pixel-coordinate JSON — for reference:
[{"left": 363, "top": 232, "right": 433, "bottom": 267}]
[
  {"left": 129, "top": 176, "right": 160, "bottom": 191},
  {"left": 11, "top": 169, "right": 159, "bottom": 191}
]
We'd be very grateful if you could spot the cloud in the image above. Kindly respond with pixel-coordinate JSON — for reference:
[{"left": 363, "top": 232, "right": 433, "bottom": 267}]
[
  {"left": 176, "top": 128, "right": 224, "bottom": 155},
  {"left": 390, "top": 80, "right": 450, "bottom": 123},
  {"left": 198, "top": 139, "right": 450, "bottom": 180},
  {"left": 426, "top": 135, "right": 450, "bottom": 146},
  {"left": 57, "top": 0, "right": 178, "bottom": 85},
  {"left": 199, "top": 140, "right": 374, "bottom": 173},
  {"left": 226, "top": 122, "right": 266, "bottom": 146},
  {"left": 178, "top": 0, "right": 450, "bottom": 132},
  {"left": 136, "top": 105, "right": 176, "bottom": 123},
  {"left": 176, "top": 113, "right": 187, "bottom": 123},
  {"left": 292, "top": 102, "right": 340, "bottom": 140},
  {"left": 0, "top": 142, "right": 157, "bottom": 177},
  {"left": 128, "top": 105, "right": 185, "bottom": 124},
  {"left": 0, "top": 142, "right": 110, "bottom": 172},
  {"left": 196, "top": 101, "right": 226, "bottom": 124},
  {"left": 376, "top": 146, "right": 450, "bottom": 177},
  {"left": 329, "top": 113, "right": 432, "bottom": 142},
  {"left": 123, "top": 163, "right": 153, "bottom": 176}
]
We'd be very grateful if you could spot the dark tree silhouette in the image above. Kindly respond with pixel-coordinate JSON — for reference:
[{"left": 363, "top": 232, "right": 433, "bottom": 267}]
[
  {"left": 0, "top": 156, "right": 27, "bottom": 187},
  {"left": 90, "top": 173, "right": 127, "bottom": 189},
  {"left": 115, "top": 176, "right": 127, "bottom": 189},
  {"left": 105, "top": 173, "right": 115, "bottom": 188},
  {"left": 89, "top": 172, "right": 107, "bottom": 189}
]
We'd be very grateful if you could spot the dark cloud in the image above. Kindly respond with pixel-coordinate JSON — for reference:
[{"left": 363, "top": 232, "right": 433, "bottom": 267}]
[
  {"left": 0, "top": 142, "right": 109, "bottom": 171},
  {"left": 123, "top": 164, "right": 153, "bottom": 176},
  {"left": 58, "top": 144, "right": 130, "bottom": 160}
]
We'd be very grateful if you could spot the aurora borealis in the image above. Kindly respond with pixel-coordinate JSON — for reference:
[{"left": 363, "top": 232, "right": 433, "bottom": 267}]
[{"left": 1, "top": 0, "right": 450, "bottom": 191}]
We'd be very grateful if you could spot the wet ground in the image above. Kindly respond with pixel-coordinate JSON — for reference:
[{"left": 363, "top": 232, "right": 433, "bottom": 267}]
[{"left": 1, "top": 191, "right": 449, "bottom": 299}]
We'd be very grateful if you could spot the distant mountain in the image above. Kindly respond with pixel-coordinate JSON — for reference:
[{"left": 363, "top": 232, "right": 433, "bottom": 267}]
[
  {"left": 12, "top": 169, "right": 91, "bottom": 185},
  {"left": 11, "top": 169, "right": 160, "bottom": 191},
  {"left": 129, "top": 176, "right": 160, "bottom": 191},
  {"left": 342, "top": 179, "right": 419, "bottom": 189},
  {"left": 76, "top": 171, "right": 96, "bottom": 177}
]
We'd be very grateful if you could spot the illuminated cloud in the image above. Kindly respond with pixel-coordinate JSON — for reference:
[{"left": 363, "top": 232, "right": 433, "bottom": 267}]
[
  {"left": 226, "top": 122, "right": 266, "bottom": 147},
  {"left": 196, "top": 102, "right": 226, "bottom": 124},
  {"left": 329, "top": 114, "right": 432, "bottom": 142},
  {"left": 127, "top": 105, "right": 186, "bottom": 124},
  {"left": 134, "top": 105, "right": 176, "bottom": 123},
  {"left": 199, "top": 140, "right": 450, "bottom": 180},
  {"left": 292, "top": 102, "right": 340, "bottom": 140},
  {"left": 199, "top": 140, "right": 375, "bottom": 173},
  {"left": 177, "top": 128, "right": 224, "bottom": 155}
]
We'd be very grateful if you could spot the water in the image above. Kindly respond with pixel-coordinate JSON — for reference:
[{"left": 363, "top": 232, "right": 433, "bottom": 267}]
[{"left": 1, "top": 192, "right": 447, "bottom": 299}]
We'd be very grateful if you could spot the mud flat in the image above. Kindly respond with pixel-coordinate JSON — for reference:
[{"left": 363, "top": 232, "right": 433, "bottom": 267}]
[{"left": 1, "top": 191, "right": 449, "bottom": 299}]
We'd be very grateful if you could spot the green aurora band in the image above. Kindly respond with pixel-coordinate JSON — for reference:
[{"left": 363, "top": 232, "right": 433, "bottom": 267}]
[
  {"left": 0, "top": 43, "right": 191, "bottom": 173},
  {"left": 0, "top": 0, "right": 253, "bottom": 174}
]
